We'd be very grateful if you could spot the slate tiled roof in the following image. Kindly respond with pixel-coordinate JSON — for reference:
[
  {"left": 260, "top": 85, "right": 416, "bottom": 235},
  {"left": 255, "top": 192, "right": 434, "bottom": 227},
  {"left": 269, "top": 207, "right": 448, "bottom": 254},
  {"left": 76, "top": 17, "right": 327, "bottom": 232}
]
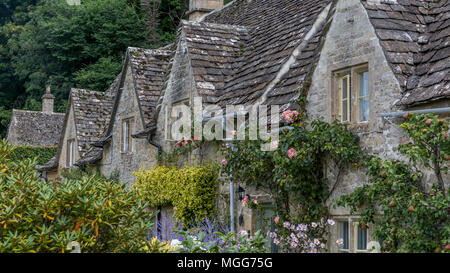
[
  {"left": 71, "top": 88, "right": 116, "bottom": 156},
  {"left": 37, "top": 87, "right": 116, "bottom": 171},
  {"left": 7, "top": 110, "right": 65, "bottom": 147},
  {"left": 203, "top": 0, "right": 333, "bottom": 108},
  {"left": 128, "top": 47, "right": 171, "bottom": 124},
  {"left": 182, "top": 20, "right": 250, "bottom": 104},
  {"left": 362, "top": 0, "right": 450, "bottom": 106}
]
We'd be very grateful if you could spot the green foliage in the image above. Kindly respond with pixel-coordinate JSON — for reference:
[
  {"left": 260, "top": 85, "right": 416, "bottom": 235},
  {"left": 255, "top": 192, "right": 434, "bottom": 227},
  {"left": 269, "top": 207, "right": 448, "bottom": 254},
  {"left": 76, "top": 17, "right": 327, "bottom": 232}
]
[
  {"left": 9, "top": 145, "right": 57, "bottom": 165},
  {"left": 222, "top": 115, "right": 361, "bottom": 223},
  {"left": 144, "top": 237, "right": 179, "bottom": 253},
  {"left": 133, "top": 165, "right": 219, "bottom": 226},
  {"left": 177, "top": 230, "right": 269, "bottom": 253},
  {"left": 335, "top": 113, "right": 450, "bottom": 253},
  {"left": 0, "top": 139, "right": 153, "bottom": 253}
]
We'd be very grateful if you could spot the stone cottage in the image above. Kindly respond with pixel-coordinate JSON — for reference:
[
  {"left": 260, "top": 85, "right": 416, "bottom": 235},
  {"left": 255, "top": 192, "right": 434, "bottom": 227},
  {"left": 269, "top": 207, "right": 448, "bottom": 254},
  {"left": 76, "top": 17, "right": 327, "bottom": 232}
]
[
  {"left": 36, "top": 84, "right": 117, "bottom": 180},
  {"left": 40, "top": 0, "right": 449, "bottom": 252},
  {"left": 7, "top": 85, "right": 64, "bottom": 147}
]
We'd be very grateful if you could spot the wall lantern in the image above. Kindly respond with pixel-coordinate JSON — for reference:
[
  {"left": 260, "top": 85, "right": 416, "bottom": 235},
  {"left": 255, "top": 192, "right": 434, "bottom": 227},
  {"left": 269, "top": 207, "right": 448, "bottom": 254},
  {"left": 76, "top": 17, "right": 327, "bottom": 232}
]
[{"left": 236, "top": 186, "right": 245, "bottom": 201}]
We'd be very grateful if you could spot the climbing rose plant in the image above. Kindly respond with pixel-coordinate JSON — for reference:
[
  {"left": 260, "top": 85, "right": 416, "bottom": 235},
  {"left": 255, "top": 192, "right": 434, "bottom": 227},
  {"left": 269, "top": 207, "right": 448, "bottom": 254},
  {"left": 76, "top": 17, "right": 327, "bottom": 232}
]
[
  {"left": 335, "top": 113, "right": 450, "bottom": 253},
  {"left": 221, "top": 109, "right": 362, "bottom": 224}
]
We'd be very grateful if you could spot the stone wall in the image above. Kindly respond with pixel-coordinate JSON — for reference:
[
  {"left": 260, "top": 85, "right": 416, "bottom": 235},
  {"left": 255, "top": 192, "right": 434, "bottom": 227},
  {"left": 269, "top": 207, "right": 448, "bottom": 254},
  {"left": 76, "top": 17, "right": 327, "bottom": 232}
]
[
  {"left": 99, "top": 66, "right": 158, "bottom": 184},
  {"left": 57, "top": 104, "right": 80, "bottom": 175},
  {"left": 305, "top": 0, "right": 449, "bottom": 252}
]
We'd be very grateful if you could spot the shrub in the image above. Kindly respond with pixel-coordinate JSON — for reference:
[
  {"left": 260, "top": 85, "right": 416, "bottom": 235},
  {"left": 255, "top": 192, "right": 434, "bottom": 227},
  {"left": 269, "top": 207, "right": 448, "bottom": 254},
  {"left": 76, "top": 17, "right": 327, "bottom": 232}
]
[
  {"left": 0, "top": 139, "right": 153, "bottom": 253},
  {"left": 177, "top": 230, "right": 269, "bottom": 253},
  {"left": 133, "top": 165, "right": 219, "bottom": 226}
]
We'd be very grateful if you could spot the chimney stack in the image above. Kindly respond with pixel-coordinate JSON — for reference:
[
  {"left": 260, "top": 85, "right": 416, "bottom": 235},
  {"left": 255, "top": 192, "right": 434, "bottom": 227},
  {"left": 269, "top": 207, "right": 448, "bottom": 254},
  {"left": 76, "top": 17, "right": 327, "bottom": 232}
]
[
  {"left": 42, "top": 84, "right": 54, "bottom": 113},
  {"left": 188, "top": 0, "right": 223, "bottom": 22}
]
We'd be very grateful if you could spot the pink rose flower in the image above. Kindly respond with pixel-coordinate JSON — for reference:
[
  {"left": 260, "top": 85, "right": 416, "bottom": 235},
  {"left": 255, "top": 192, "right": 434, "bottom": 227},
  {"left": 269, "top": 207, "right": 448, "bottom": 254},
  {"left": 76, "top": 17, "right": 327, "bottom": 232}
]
[
  {"left": 194, "top": 136, "right": 199, "bottom": 141},
  {"left": 221, "top": 159, "right": 227, "bottom": 165},
  {"left": 288, "top": 148, "right": 297, "bottom": 159},
  {"left": 274, "top": 216, "right": 280, "bottom": 224}
]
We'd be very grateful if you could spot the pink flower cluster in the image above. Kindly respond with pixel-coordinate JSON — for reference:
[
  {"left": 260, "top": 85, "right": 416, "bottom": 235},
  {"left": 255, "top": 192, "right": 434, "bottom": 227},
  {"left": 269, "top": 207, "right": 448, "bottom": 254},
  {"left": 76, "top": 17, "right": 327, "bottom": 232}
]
[
  {"left": 287, "top": 148, "right": 297, "bottom": 159},
  {"left": 282, "top": 110, "right": 299, "bottom": 123}
]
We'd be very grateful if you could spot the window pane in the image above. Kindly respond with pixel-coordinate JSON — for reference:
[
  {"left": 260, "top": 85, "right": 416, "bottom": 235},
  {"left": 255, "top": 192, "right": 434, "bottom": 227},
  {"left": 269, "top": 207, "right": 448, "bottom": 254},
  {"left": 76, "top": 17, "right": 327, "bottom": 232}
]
[
  {"left": 357, "top": 226, "right": 367, "bottom": 250},
  {"left": 359, "top": 72, "right": 369, "bottom": 97},
  {"left": 359, "top": 97, "right": 369, "bottom": 122},
  {"left": 342, "top": 77, "right": 347, "bottom": 99},
  {"left": 342, "top": 101, "right": 347, "bottom": 121},
  {"left": 339, "top": 221, "right": 349, "bottom": 250}
]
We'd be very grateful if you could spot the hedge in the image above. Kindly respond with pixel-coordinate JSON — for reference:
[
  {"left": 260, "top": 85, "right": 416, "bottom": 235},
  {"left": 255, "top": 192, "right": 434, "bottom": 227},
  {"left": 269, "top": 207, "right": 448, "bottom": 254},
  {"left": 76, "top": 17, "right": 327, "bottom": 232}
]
[
  {"left": 133, "top": 165, "right": 219, "bottom": 226},
  {"left": 9, "top": 145, "right": 57, "bottom": 165}
]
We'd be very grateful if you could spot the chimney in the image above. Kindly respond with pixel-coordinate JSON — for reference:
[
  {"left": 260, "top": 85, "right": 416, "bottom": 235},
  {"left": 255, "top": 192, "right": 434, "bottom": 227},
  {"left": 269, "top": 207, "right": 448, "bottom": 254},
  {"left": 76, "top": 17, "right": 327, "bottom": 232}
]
[
  {"left": 188, "top": 0, "right": 223, "bottom": 22},
  {"left": 42, "top": 84, "right": 54, "bottom": 113}
]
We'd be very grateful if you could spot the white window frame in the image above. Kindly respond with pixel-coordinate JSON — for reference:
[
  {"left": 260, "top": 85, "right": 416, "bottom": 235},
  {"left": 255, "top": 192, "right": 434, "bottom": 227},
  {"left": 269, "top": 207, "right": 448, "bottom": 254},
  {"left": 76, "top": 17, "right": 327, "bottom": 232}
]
[
  {"left": 122, "top": 118, "right": 133, "bottom": 153},
  {"left": 67, "top": 139, "right": 75, "bottom": 167}
]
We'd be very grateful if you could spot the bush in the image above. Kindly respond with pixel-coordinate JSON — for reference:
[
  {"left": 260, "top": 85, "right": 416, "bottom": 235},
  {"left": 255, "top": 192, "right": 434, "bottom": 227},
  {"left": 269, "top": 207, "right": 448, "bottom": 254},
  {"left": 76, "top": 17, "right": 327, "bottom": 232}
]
[
  {"left": 177, "top": 230, "right": 269, "bottom": 253},
  {"left": 0, "top": 139, "right": 153, "bottom": 253},
  {"left": 133, "top": 165, "right": 219, "bottom": 226}
]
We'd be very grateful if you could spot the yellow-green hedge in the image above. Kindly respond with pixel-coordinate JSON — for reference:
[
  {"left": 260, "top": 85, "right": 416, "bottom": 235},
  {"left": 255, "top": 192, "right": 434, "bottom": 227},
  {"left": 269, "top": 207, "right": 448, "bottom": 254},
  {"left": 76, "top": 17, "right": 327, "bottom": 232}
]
[{"left": 133, "top": 165, "right": 218, "bottom": 226}]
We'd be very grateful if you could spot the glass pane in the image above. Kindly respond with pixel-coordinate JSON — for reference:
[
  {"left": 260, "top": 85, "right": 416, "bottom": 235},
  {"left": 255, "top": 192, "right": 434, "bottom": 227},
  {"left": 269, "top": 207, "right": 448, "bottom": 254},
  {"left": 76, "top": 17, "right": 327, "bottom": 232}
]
[
  {"left": 359, "top": 97, "right": 369, "bottom": 122},
  {"left": 342, "top": 100, "right": 348, "bottom": 121},
  {"left": 357, "top": 226, "right": 367, "bottom": 250},
  {"left": 339, "top": 222, "right": 349, "bottom": 250},
  {"left": 359, "top": 72, "right": 369, "bottom": 97},
  {"left": 342, "top": 77, "right": 347, "bottom": 99}
]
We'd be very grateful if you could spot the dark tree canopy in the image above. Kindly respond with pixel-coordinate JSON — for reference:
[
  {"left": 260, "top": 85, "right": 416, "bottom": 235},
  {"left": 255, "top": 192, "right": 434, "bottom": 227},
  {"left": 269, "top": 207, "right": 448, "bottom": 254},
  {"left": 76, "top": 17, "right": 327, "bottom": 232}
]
[{"left": 0, "top": 0, "right": 187, "bottom": 138}]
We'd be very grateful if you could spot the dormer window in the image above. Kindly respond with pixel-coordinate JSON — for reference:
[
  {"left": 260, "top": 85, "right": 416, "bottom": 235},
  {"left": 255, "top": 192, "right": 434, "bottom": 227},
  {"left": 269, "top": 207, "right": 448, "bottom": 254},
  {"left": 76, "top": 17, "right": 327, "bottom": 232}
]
[{"left": 333, "top": 64, "right": 369, "bottom": 123}]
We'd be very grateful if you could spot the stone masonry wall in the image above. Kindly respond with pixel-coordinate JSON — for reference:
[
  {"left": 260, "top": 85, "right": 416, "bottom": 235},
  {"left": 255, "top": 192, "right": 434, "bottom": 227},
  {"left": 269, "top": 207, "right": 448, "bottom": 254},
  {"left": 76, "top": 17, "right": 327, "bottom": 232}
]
[
  {"left": 99, "top": 66, "right": 158, "bottom": 185},
  {"left": 57, "top": 104, "right": 80, "bottom": 175},
  {"left": 305, "top": 0, "right": 449, "bottom": 252}
]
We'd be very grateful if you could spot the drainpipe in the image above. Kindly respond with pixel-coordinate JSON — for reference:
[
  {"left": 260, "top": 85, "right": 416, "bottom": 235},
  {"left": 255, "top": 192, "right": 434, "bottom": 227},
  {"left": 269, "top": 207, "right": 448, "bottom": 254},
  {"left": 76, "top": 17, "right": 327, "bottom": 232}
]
[
  {"left": 228, "top": 142, "right": 237, "bottom": 232},
  {"left": 378, "top": 107, "right": 450, "bottom": 118},
  {"left": 147, "top": 133, "right": 162, "bottom": 154}
]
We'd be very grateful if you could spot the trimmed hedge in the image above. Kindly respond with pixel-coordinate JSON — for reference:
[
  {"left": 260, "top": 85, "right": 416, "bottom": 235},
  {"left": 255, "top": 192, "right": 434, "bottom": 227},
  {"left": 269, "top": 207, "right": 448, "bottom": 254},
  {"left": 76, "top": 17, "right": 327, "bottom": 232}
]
[
  {"left": 133, "top": 165, "right": 219, "bottom": 226},
  {"left": 10, "top": 146, "right": 57, "bottom": 165}
]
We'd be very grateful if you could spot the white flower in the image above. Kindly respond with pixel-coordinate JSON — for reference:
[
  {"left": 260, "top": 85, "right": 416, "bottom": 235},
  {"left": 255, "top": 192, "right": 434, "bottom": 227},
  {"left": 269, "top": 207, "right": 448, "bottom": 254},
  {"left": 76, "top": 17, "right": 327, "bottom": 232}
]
[
  {"left": 270, "top": 140, "right": 279, "bottom": 150},
  {"left": 170, "top": 239, "right": 182, "bottom": 248},
  {"left": 327, "top": 219, "right": 335, "bottom": 226},
  {"left": 311, "top": 222, "right": 318, "bottom": 228},
  {"left": 314, "top": 238, "right": 320, "bottom": 245},
  {"left": 336, "top": 238, "right": 344, "bottom": 246},
  {"left": 320, "top": 243, "right": 326, "bottom": 249}
]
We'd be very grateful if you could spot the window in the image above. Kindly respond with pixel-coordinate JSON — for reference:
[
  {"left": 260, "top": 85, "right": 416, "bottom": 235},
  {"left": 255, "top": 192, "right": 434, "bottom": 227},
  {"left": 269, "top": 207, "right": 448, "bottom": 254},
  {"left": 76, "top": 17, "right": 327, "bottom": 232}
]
[
  {"left": 338, "top": 221, "right": 350, "bottom": 252},
  {"left": 122, "top": 119, "right": 133, "bottom": 153},
  {"left": 333, "top": 65, "right": 369, "bottom": 123},
  {"left": 335, "top": 218, "right": 376, "bottom": 253},
  {"left": 358, "top": 71, "right": 369, "bottom": 122},
  {"left": 340, "top": 75, "right": 351, "bottom": 122},
  {"left": 355, "top": 223, "right": 368, "bottom": 251},
  {"left": 67, "top": 139, "right": 75, "bottom": 167}
]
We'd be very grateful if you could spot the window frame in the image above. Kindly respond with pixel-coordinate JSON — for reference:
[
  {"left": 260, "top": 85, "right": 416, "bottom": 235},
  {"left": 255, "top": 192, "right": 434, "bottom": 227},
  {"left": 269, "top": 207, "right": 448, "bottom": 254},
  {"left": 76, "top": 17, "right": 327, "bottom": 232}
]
[
  {"left": 334, "top": 217, "right": 376, "bottom": 253},
  {"left": 332, "top": 64, "right": 369, "bottom": 124},
  {"left": 121, "top": 118, "right": 133, "bottom": 154},
  {"left": 66, "top": 139, "right": 75, "bottom": 168}
]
